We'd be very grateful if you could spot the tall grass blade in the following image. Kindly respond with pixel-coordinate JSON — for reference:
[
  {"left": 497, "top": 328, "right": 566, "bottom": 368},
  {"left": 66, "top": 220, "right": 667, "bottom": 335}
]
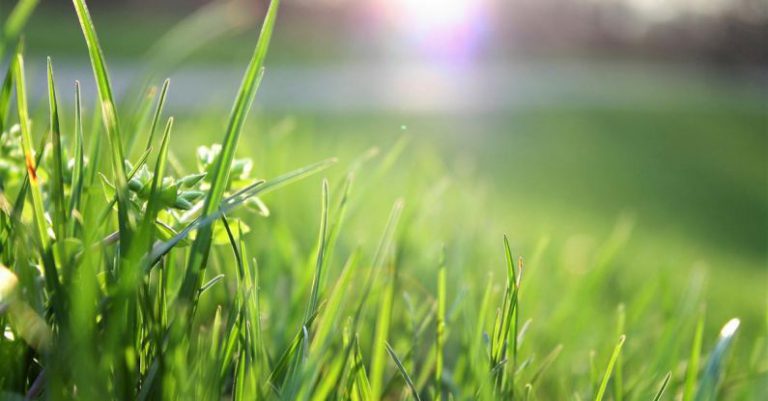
[
  {"left": 370, "top": 264, "right": 396, "bottom": 400},
  {"left": 435, "top": 256, "right": 447, "bottom": 401},
  {"left": 142, "top": 117, "right": 174, "bottom": 232},
  {"left": 180, "top": 0, "right": 280, "bottom": 308},
  {"left": 386, "top": 342, "right": 423, "bottom": 401},
  {"left": 143, "top": 79, "right": 170, "bottom": 152},
  {"left": 594, "top": 335, "right": 626, "bottom": 401},
  {"left": 67, "top": 81, "right": 85, "bottom": 237},
  {"left": 683, "top": 311, "right": 705, "bottom": 401},
  {"left": 694, "top": 318, "right": 740, "bottom": 401},
  {"left": 614, "top": 304, "right": 626, "bottom": 401},
  {"left": 13, "top": 51, "right": 64, "bottom": 321},
  {"left": 349, "top": 334, "right": 373, "bottom": 401},
  {"left": 46, "top": 58, "right": 68, "bottom": 247},
  {"left": 303, "top": 179, "right": 329, "bottom": 324},
  {"left": 13, "top": 53, "right": 49, "bottom": 255},
  {"left": 652, "top": 372, "right": 672, "bottom": 401},
  {"left": 72, "top": 0, "right": 133, "bottom": 247},
  {"left": 529, "top": 344, "right": 564, "bottom": 385}
]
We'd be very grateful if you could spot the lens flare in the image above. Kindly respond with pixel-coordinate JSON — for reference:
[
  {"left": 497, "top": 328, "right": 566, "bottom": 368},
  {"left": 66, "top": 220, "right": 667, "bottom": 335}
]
[{"left": 380, "top": 0, "right": 490, "bottom": 60}]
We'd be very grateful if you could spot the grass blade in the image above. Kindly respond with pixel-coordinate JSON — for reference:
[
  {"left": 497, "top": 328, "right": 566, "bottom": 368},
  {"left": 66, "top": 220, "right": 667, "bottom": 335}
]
[
  {"left": 652, "top": 372, "right": 672, "bottom": 401},
  {"left": 529, "top": 344, "right": 564, "bottom": 385},
  {"left": 385, "top": 342, "right": 423, "bottom": 401},
  {"left": 370, "top": 264, "right": 396, "bottom": 400},
  {"left": 349, "top": 334, "right": 373, "bottom": 401},
  {"left": 46, "top": 58, "right": 68, "bottom": 247},
  {"left": 435, "top": 256, "right": 446, "bottom": 401},
  {"left": 614, "top": 304, "right": 626, "bottom": 401},
  {"left": 694, "top": 318, "right": 740, "bottom": 401},
  {"left": 141, "top": 117, "right": 174, "bottom": 235},
  {"left": 594, "top": 335, "right": 626, "bottom": 401},
  {"left": 683, "top": 310, "right": 705, "bottom": 401},
  {"left": 180, "top": 0, "right": 280, "bottom": 308},
  {"left": 72, "top": 0, "right": 132, "bottom": 247},
  {"left": 144, "top": 78, "right": 170, "bottom": 152},
  {"left": 13, "top": 53, "right": 49, "bottom": 253},
  {"left": 67, "top": 81, "right": 85, "bottom": 237},
  {"left": 303, "top": 179, "right": 329, "bottom": 324}
]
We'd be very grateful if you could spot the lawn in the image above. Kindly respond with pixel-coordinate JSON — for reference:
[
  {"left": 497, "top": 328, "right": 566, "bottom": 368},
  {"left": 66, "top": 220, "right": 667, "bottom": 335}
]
[{"left": 1, "top": 0, "right": 766, "bottom": 400}]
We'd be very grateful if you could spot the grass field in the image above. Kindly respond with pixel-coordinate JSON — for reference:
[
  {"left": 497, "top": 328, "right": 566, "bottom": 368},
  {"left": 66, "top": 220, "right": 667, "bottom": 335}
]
[{"left": 1, "top": 0, "right": 766, "bottom": 400}]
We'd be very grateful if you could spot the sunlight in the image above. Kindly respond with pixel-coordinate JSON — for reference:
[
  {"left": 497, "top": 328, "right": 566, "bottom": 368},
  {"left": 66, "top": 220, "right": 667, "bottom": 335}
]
[{"left": 380, "top": 0, "right": 490, "bottom": 60}]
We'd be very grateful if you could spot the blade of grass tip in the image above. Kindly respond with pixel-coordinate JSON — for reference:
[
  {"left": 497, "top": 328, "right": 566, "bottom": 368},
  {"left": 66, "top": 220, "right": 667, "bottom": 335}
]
[
  {"left": 143, "top": 79, "right": 170, "bottom": 152},
  {"left": 198, "top": 274, "right": 224, "bottom": 295},
  {"left": 386, "top": 342, "right": 423, "bottom": 401},
  {"left": 529, "top": 344, "right": 563, "bottom": 385},
  {"left": 492, "top": 235, "right": 519, "bottom": 390},
  {"left": 694, "top": 318, "right": 740, "bottom": 401},
  {"left": 303, "top": 179, "right": 329, "bottom": 325},
  {"left": 614, "top": 304, "right": 626, "bottom": 401},
  {"left": 435, "top": 251, "right": 446, "bottom": 401},
  {"left": 652, "top": 372, "right": 672, "bottom": 401},
  {"left": 683, "top": 310, "right": 706, "bottom": 401},
  {"left": 47, "top": 58, "right": 68, "bottom": 248},
  {"left": 594, "top": 335, "right": 626, "bottom": 401},
  {"left": 1, "top": 0, "right": 39, "bottom": 60},
  {"left": 323, "top": 173, "right": 354, "bottom": 283},
  {"left": 72, "top": 0, "right": 133, "bottom": 247},
  {"left": 179, "top": 0, "right": 280, "bottom": 309},
  {"left": 67, "top": 81, "right": 85, "bottom": 237}
]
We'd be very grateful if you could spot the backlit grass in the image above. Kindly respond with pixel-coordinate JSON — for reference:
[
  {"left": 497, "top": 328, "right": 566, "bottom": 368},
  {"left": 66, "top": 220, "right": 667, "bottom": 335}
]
[{"left": 1, "top": 1, "right": 766, "bottom": 400}]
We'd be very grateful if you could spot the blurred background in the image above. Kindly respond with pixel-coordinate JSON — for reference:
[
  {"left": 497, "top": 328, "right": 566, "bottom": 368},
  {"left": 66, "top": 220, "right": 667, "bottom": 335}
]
[{"left": 3, "top": 0, "right": 766, "bottom": 329}]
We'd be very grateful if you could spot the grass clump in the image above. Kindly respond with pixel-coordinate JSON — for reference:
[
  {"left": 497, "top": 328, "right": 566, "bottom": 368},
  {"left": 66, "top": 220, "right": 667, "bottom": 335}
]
[{"left": 0, "top": 0, "right": 766, "bottom": 400}]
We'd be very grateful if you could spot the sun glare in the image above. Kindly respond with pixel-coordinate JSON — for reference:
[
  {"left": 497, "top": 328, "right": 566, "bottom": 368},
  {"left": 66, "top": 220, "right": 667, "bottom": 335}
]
[{"left": 380, "top": 0, "right": 490, "bottom": 60}]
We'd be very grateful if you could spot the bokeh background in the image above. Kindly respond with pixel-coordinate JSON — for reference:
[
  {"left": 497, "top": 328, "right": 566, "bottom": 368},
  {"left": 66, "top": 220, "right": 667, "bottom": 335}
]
[{"left": 3, "top": 0, "right": 767, "bottom": 336}]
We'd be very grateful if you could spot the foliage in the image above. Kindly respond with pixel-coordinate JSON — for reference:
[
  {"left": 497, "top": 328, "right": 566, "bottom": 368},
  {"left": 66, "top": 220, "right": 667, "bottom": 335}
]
[{"left": 0, "top": 1, "right": 765, "bottom": 400}]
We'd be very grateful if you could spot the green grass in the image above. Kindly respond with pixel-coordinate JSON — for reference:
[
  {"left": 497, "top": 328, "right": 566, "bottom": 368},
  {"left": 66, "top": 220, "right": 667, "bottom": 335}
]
[{"left": 1, "top": 0, "right": 767, "bottom": 400}]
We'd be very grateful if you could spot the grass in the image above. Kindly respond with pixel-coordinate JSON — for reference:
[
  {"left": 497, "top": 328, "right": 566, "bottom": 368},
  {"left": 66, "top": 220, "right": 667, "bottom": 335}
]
[{"left": 1, "top": 0, "right": 767, "bottom": 400}]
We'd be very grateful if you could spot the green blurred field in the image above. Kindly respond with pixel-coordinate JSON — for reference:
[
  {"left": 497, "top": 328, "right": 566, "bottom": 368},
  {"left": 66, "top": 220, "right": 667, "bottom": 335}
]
[{"left": 163, "top": 102, "right": 767, "bottom": 337}]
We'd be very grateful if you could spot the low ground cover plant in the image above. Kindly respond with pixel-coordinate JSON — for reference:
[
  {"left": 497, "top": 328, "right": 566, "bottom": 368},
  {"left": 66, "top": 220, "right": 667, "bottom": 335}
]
[{"left": 0, "top": 0, "right": 764, "bottom": 400}]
